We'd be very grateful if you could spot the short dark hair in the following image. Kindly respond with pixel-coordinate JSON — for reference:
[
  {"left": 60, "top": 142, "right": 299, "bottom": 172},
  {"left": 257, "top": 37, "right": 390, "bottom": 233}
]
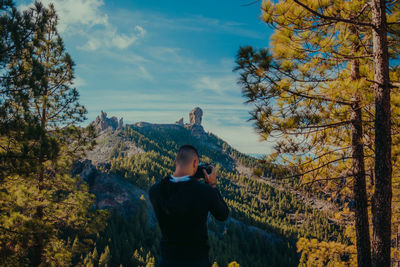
[{"left": 175, "top": 145, "right": 199, "bottom": 167}]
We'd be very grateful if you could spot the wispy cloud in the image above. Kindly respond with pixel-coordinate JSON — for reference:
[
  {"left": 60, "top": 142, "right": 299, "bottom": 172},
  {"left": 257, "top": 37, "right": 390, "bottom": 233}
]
[
  {"left": 137, "top": 65, "right": 153, "bottom": 81},
  {"left": 112, "top": 9, "right": 264, "bottom": 39},
  {"left": 73, "top": 75, "right": 86, "bottom": 87},
  {"left": 194, "top": 75, "right": 238, "bottom": 95},
  {"left": 79, "top": 25, "right": 145, "bottom": 51},
  {"left": 19, "top": 0, "right": 145, "bottom": 51}
]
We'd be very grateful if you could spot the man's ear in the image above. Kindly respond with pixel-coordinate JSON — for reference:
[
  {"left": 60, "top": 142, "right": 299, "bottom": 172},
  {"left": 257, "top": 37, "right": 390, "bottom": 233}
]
[
  {"left": 193, "top": 158, "right": 198, "bottom": 169},
  {"left": 174, "top": 159, "right": 177, "bottom": 168}
]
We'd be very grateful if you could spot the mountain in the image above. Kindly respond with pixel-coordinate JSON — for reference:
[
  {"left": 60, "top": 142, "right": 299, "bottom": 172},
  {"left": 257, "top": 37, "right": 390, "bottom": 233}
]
[{"left": 71, "top": 108, "right": 345, "bottom": 267}]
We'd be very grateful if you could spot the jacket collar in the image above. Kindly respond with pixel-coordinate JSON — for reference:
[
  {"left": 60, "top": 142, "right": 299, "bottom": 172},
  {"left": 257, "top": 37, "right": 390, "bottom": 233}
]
[{"left": 169, "top": 174, "right": 191, "bottom": 183}]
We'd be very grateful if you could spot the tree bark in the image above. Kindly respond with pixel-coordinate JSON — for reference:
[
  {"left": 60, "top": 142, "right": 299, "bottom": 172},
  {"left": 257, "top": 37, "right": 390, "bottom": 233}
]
[
  {"left": 371, "top": 0, "right": 392, "bottom": 266},
  {"left": 350, "top": 41, "right": 372, "bottom": 265},
  {"left": 351, "top": 100, "right": 372, "bottom": 267}
]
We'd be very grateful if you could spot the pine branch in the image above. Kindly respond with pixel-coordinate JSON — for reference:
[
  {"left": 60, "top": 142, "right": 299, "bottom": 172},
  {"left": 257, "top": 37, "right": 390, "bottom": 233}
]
[
  {"left": 293, "top": 0, "right": 374, "bottom": 28},
  {"left": 302, "top": 174, "right": 353, "bottom": 186},
  {"left": 273, "top": 156, "right": 352, "bottom": 180},
  {"left": 296, "top": 147, "right": 351, "bottom": 166}
]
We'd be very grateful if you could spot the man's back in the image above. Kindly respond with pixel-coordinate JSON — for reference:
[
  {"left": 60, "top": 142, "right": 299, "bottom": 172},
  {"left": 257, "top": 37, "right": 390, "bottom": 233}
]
[{"left": 149, "top": 176, "right": 229, "bottom": 262}]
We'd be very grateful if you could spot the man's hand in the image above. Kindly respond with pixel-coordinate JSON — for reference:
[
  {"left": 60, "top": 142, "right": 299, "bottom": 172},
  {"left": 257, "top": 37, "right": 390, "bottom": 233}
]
[{"left": 203, "top": 166, "right": 217, "bottom": 188}]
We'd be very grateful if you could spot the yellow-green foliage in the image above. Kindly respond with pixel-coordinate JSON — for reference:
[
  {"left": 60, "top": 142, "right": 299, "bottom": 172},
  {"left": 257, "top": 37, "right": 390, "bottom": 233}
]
[
  {"left": 236, "top": 0, "right": 400, "bottom": 264},
  {"left": 297, "top": 237, "right": 356, "bottom": 266}
]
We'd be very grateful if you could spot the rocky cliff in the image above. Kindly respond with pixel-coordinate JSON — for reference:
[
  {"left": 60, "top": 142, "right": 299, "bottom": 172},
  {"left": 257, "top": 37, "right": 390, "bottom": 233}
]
[
  {"left": 92, "top": 110, "right": 123, "bottom": 132},
  {"left": 90, "top": 107, "right": 207, "bottom": 138}
]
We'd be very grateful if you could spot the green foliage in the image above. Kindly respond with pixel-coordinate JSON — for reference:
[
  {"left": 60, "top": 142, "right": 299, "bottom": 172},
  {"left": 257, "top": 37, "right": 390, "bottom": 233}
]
[
  {"left": 0, "top": 2, "right": 107, "bottom": 266},
  {"left": 0, "top": 1, "right": 47, "bottom": 181},
  {"left": 85, "top": 200, "right": 159, "bottom": 267},
  {"left": 232, "top": 0, "right": 400, "bottom": 264},
  {"left": 297, "top": 237, "right": 356, "bottom": 266}
]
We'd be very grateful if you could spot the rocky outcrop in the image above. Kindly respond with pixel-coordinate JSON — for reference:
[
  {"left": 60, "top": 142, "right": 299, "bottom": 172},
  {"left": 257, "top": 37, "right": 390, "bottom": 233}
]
[
  {"left": 176, "top": 117, "right": 184, "bottom": 126},
  {"left": 93, "top": 111, "right": 123, "bottom": 132},
  {"left": 71, "top": 159, "right": 156, "bottom": 223},
  {"left": 188, "top": 107, "right": 205, "bottom": 137},
  {"left": 189, "top": 107, "right": 203, "bottom": 125}
]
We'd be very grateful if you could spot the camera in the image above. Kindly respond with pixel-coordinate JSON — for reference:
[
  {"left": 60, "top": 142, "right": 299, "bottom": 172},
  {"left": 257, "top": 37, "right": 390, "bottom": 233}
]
[{"left": 193, "top": 163, "right": 213, "bottom": 179}]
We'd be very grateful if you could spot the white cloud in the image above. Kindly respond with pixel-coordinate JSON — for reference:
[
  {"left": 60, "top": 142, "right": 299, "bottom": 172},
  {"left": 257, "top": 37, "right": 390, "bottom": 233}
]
[
  {"left": 80, "top": 25, "right": 146, "bottom": 51},
  {"left": 194, "top": 75, "right": 238, "bottom": 95},
  {"left": 19, "top": 0, "right": 108, "bottom": 32},
  {"left": 72, "top": 75, "right": 86, "bottom": 87},
  {"left": 19, "top": 0, "right": 145, "bottom": 50},
  {"left": 138, "top": 65, "right": 153, "bottom": 81}
]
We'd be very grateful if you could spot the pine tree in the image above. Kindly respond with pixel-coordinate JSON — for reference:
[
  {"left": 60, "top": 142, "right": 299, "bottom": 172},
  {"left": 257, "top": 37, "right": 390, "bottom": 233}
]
[
  {"left": 0, "top": 1, "right": 46, "bottom": 182},
  {"left": 0, "top": 2, "right": 107, "bottom": 266},
  {"left": 235, "top": 0, "right": 400, "bottom": 265}
]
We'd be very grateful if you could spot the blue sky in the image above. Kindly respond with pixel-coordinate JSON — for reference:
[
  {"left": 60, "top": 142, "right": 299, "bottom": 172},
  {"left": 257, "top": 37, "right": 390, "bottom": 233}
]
[{"left": 17, "top": 0, "right": 274, "bottom": 154}]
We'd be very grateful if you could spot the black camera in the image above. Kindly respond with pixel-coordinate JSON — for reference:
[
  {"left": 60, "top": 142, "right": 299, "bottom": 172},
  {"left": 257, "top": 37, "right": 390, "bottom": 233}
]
[{"left": 193, "top": 163, "right": 213, "bottom": 179}]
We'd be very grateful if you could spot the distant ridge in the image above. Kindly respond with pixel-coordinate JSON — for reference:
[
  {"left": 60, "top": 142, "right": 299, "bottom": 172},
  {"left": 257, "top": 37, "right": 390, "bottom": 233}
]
[{"left": 91, "top": 106, "right": 207, "bottom": 137}]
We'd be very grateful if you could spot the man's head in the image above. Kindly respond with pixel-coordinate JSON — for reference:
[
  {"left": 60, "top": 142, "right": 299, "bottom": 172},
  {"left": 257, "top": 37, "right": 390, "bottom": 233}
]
[{"left": 174, "top": 145, "right": 199, "bottom": 176}]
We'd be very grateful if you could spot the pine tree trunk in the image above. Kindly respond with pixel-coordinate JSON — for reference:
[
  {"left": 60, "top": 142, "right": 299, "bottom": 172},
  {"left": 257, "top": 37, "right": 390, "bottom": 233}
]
[
  {"left": 350, "top": 36, "right": 372, "bottom": 266},
  {"left": 371, "top": 0, "right": 392, "bottom": 266},
  {"left": 32, "top": 91, "right": 47, "bottom": 266},
  {"left": 351, "top": 100, "right": 372, "bottom": 267}
]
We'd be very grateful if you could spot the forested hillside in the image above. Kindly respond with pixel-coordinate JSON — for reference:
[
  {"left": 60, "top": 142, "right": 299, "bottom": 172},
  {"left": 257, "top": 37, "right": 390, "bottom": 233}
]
[{"left": 72, "top": 111, "right": 347, "bottom": 267}]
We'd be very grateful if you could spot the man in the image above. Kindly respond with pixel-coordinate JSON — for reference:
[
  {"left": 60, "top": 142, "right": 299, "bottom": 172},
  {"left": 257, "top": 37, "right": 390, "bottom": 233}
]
[{"left": 149, "top": 144, "right": 229, "bottom": 267}]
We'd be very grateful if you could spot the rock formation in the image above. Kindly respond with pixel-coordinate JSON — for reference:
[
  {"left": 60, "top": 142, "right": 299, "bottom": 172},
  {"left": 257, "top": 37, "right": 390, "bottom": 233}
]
[
  {"left": 188, "top": 107, "right": 205, "bottom": 137},
  {"left": 189, "top": 107, "right": 203, "bottom": 125},
  {"left": 175, "top": 117, "right": 184, "bottom": 126},
  {"left": 93, "top": 111, "right": 123, "bottom": 131},
  {"left": 118, "top": 118, "right": 123, "bottom": 129}
]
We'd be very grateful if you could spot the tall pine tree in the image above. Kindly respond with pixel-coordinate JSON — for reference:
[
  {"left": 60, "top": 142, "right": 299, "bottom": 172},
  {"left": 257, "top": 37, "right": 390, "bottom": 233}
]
[
  {"left": 0, "top": 2, "right": 107, "bottom": 266},
  {"left": 235, "top": 0, "right": 400, "bottom": 265}
]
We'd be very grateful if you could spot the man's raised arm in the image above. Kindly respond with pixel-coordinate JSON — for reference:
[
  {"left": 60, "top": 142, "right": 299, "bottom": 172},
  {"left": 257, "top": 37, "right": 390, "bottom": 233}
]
[{"left": 203, "top": 168, "right": 229, "bottom": 221}]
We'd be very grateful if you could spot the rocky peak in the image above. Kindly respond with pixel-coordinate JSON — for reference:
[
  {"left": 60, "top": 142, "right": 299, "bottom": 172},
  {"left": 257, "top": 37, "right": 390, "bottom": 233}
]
[
  {"left": 188, "top": 107, "right": 205, "bottom": 137},
  {"left": 189, "top": 107, "right": 203, "bottom": 125},
  {"left": 175, "top": 117, "right": 184, "bottom": 126},
  {"left": 93, "top": 111, "right": 123, "bottom": 132}
]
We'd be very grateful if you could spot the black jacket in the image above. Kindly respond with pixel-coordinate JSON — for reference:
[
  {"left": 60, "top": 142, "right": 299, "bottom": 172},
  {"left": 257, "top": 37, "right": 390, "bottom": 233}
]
[{"left": 149, "top": 176, "right": 229, "bottom": 260}]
